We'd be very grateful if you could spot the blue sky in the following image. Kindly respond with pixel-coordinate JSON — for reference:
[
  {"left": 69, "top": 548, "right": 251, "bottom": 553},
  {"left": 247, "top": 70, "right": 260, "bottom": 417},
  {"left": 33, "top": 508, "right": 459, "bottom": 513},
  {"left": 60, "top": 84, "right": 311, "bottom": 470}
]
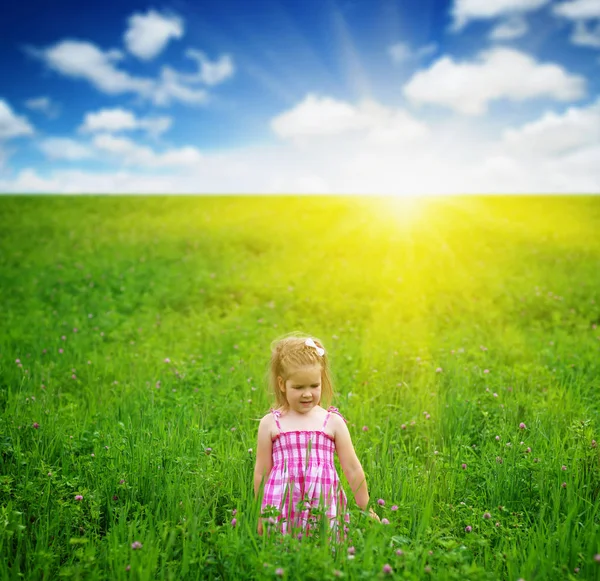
[{"left": 0, "top": 0, "right": 599, "bottom": 194}]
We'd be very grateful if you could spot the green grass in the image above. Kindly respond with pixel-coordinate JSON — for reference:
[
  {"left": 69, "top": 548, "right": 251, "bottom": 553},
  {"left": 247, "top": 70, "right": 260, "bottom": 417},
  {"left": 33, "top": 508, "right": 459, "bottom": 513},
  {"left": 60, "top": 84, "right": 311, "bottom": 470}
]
[{"left": 0, "top": 194, "right": 599, "bottom": 580}]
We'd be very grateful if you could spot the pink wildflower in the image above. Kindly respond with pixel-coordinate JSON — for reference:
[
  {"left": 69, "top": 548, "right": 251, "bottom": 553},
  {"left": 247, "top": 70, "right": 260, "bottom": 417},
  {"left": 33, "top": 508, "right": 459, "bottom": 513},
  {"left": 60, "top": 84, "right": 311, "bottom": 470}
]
[
  {"left": 495, "top": 435, "right": 500, "bottom": 441},
  {"left": 465, "top": 525, "right": 472, "bottom": 532},
  {"left": 594, "top": 554, "right": 600, "bottom": 563},
  {"left": 519, "top": 422, "right": 526, "bottom": 429},
  {"left": 435, "top": 367, "right": 442, "bottom": 373},
  {"left": 382, "top": 564, "right": 393, "bottom": 574},
  {"left": 347, "top": 546, "right": 355, "bottom": 555},
  {"left": 125, "top": 565, "right": 130, "bottom": 571},
  {"left": 32, "top": 422, "right": 39, "bottom": 429},
  {"left": 461, "top": 463, "right": 467, "bottom": 470},
  {"left": 391, "top": 505, "right": 398, "bottom": 511},
  {"left": 75, "top": 495, "right": 83, "bottom": 501},
  {"left": 561, "top": 465, "right": 567, "bottom": 471},
  {"left": 396, "top": 549, "right": 404, "bottom": 556},
  {"left": 483, "top": 512, "right": 491, "bottom": 519},
  {"left": 275, "top": 568, "right": 284, "bottom": 576},
  {"left": 401, "top": 424, "right": 406, "bottom": 430},
  {"left": 381, "top": 518, "right": 390, "bottom": 525},
  {"left": 164, "top": 358, "right": 171, "bottom": 363},
  {"left": 131, "top": 541, "right": 142, "bottom": 550},
  {"left": 362, "top": 426, "right": 368, "bottom": 432},
  {"left": 231, "top": 518, "right": 237, "bottom": 527},
  {"left": 484, "top": 369, "right": 489, "bottom": 374},
  {"left": 562, "top": 482, "right": 567, "bottom": 488},
  {"left": 377, "top": 498, "right": 385, "bottom": 506},
  {"left": 425, "top": 414, "right": 431, "bottom": 420}
]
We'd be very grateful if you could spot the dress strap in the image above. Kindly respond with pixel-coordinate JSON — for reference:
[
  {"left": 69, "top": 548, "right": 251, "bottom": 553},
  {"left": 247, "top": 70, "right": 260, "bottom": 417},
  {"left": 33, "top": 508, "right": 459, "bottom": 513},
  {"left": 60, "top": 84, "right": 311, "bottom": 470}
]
[
  {"left": 270, "top": 408, "right": 283, "bottom": 433},
  {"left": 322, "top": 406, "right": 348, "bottom": 429}
]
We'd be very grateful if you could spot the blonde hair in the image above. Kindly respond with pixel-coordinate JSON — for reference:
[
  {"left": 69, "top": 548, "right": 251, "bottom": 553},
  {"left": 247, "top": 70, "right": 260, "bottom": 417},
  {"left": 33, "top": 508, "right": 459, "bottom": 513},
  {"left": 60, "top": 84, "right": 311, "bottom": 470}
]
[{"left": 266, "top": 332, "right": 334, "bottom": 411}]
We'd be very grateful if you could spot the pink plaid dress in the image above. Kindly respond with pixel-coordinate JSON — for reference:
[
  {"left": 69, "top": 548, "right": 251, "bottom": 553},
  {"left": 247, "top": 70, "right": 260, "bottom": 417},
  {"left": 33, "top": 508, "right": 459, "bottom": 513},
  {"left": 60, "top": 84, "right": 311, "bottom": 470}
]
[{"left": 260, "top": 406, "right": 350, "bottom": 540}]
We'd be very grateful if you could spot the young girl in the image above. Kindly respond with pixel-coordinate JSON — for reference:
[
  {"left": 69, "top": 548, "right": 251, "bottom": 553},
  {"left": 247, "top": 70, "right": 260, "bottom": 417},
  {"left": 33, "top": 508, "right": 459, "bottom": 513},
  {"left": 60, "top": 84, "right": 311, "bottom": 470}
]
[{"left": 253, "top": 333, "right": 379, "bottom": 540}]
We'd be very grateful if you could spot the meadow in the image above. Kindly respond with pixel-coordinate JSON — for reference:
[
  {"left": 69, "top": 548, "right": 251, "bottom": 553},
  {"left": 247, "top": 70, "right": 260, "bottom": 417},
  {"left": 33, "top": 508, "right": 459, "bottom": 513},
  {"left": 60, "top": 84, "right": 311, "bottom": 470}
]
[{"left": 0, "top": 195, "right": 599, "bottom": 581}]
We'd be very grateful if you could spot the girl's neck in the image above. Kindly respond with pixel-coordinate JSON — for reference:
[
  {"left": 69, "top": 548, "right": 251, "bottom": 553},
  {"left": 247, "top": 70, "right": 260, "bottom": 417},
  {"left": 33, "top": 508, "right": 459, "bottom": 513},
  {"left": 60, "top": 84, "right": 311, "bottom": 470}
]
[{"left": 280, "top": 405, "right": 323, "bottom": 418}]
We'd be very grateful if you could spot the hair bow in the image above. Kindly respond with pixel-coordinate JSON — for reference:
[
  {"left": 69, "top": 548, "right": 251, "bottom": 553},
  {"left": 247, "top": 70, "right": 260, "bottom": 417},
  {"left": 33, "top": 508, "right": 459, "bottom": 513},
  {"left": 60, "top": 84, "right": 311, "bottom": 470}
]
[{"left": 305, "top": 338, "right": 325, "bottom": 356}]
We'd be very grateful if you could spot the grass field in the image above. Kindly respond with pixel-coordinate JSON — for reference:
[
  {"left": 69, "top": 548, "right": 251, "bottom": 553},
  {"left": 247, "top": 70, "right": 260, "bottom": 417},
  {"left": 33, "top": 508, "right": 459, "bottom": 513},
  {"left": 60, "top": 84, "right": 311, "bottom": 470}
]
[{"left": 0, "top": 195, "right": 599, "bottom": 580}]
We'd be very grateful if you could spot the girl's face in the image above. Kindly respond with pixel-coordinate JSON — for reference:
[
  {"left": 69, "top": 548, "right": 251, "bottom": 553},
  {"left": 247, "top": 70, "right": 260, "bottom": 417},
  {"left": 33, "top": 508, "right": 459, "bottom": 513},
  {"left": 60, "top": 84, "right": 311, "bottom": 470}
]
[{"left": 278, "top": 364, "right": 322, "bottom": 415}]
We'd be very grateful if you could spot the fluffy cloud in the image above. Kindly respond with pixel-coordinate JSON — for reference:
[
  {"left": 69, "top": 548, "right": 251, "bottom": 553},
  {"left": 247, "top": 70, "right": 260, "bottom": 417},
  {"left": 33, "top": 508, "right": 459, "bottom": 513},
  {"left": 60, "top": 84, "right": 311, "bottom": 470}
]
[
  {"left": 30, "top": 40, "right": 229, "bottom": 106},
  {"left": 553, "top": 0, "right": 600, "bottom": 48},
  {"left": 32, "top": 40, "right": 154, "bottom": 95},
  {"left": 79, "top": 108, "right": 172, "bottom": 137},
  {"left": 38, "top": 138, "right": 93, "bottom": 160},
  {"left": 271, "top": 94, "right": 429, "bottom": 146},
  {"left": 0, "top": 100, "right": 35, "bottom": 140},
  {"left": 502, "top": 98, "right": 600, "bottom": 155},
  {"left": 92, "top": 134, "right": 202, "bottom": 167},
  {"left": 3, "top": 89, "right": 598, "bottom": 195},
  {"left": 553, "top": 0, "right": 600, "bottom": 19},
  {"left": 24, "top": 96, "right": 60, "bottom": 119},
  {"left": 403, "top": 47, "right": 586, "bottom": 115},
  {"left": 489, "top": 15, "right": 528, "bottom": 40},
  {"left": 124, "top": 9, "right": 184, "bottom": 60},
  {"left": 183, "top": 50, "right": 235, "bottom": 86},
  {"left": 570, "top": 20, "right": 600, "bottom": 48},
  {"left": 451, "top": 0, "right": 550, "bottom": 30}
]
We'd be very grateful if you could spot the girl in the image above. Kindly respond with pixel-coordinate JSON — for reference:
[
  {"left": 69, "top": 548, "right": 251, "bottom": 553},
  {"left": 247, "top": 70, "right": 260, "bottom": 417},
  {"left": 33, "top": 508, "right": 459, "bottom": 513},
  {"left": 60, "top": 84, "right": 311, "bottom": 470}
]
[{"left": 253, "top": 333, "right": 379, "bottom": 540}]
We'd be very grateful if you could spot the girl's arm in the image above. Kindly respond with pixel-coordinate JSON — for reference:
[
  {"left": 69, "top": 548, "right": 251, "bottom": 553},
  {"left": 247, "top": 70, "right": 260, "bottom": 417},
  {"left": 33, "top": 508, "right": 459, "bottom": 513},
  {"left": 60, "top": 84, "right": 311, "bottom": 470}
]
[
  {"left": 253, "top": 415, "right": 274, "bottom": 499},
  {"left": 333, "top": 414, "right": 370, "bottom": 511}
]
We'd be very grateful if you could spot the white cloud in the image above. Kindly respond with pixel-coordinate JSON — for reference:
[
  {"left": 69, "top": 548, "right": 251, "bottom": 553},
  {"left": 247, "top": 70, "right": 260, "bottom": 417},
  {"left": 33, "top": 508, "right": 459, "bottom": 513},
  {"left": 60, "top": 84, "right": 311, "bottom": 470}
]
[
  {"left": 553, "top": 0, "right": 600, "bottom": 48},
  {"left": 502, "top": 98, "right": 600, "bottom": 155},
  {"left": 92, "top": 133, "right": 202, "bottom": 167},
  {"left": 31, "top": 39, "right": 228, "bottom": 107},
  {"left": 0, "top": 100, "right": 35, "bottom": 140},
  {"left": 271, "top": 94, "right": 429, "bottom": 145},
  {"left": 33, "top": 40, "right": 154, "bottom": 96},
  {"left": 553, "top": 0, "right": 600, "bottom": 20},
  {"left": 403, "top": 47, "right": 586, "bottom": 115},
  {"left": 571, "top": 20, "right": 600, "bottom": 48},
  {"left": 124, "top": 9, "right": 184, "bottom": 60},
  {"left": 451, "top": 0, "right": 550, "bottom": 30},
  {"left": 153, "top": 66, "right": 210, "bottom": 106},
  {"left": 388, "top": 42, "right": 437, "bottom": 64},
  {"left": 79, "top": 108, "right": 172, "bottom": 137},
  {"left": 2, "top": 91, "right": 598, "bottom": 195},
  {"left": 2, "top": 114, "right": 598, "bottom": 195},
  {"left": 38, "top": 138, "right": 93, "bottom": 160},
  {"left": 490, "top": 15, "right": 528, "bottom": 40},
  {"left": 24, "top": 96, "right": 60, "bottom": 118},
  {"left": 184, "top": 50, "right": 235, "bottom": 86}
]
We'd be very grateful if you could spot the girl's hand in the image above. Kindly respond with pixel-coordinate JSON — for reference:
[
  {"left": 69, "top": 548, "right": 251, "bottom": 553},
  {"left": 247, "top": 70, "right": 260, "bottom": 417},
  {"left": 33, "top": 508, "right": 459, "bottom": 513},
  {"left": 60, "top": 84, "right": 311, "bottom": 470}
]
[{"left": 368, "top": 507, "right": 381, "bottom": 523}]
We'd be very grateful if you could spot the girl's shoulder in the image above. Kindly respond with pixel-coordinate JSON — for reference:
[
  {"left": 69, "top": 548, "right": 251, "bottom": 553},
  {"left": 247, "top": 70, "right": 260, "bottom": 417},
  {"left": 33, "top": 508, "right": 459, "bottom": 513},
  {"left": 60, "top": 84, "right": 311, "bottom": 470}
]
[{"left": 325, "top": 406, "right": 348, "bottom": 423}]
